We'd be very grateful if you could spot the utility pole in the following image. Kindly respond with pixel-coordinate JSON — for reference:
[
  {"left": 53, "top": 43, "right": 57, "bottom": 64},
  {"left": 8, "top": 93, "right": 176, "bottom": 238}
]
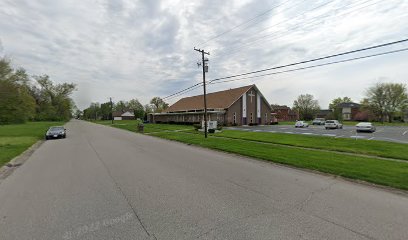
[
  {"left": 194, "top": 47, "right": 210, "bottom": 138},
  {"left": 110, "top": 97, "right": 113, "bottom": 124}
]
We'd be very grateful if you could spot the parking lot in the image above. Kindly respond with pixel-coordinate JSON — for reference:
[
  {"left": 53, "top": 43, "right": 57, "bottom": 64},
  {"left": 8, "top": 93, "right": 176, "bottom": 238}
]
[{"left": 226, "top": 124, "right": 408, "bottom": 144}]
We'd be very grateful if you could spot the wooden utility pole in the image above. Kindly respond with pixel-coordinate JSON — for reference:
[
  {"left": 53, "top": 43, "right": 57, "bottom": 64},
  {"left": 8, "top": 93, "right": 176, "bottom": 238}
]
[{"left": 194, "top": 47, "right": 210, "bottom": 138}]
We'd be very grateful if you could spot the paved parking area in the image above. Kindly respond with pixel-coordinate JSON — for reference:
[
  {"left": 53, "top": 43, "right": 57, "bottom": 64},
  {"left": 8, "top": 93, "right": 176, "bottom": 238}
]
[{"left": 226, "top": 125, "right": 408, "bottom": 144}]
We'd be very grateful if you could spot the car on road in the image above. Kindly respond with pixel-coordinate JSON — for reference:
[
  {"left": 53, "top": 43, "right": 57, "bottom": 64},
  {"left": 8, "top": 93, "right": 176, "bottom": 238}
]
[
  {"left": 295, "top": 121, "right": 309, "bottom": 128},
  {"left": 312, "top": 118, "right": 326, "bottom": 125},
  {"left": 45, "top": 126, "right": 66, "bottom": 140},
  {"left": 356, "top": 122, "right": 376, "bottom": 133},
  {"left": 325, "top": 120, "right": 343, "bottom": 129}
]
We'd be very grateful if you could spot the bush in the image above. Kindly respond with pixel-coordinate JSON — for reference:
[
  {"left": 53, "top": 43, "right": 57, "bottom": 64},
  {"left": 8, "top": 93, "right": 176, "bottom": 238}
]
[
  {"left": 216, "top": 125, "right": 223, "bottom": 131},
  {"left": 248, "top": 122, "right": 258, "bottom": 126},
  {"left": 208, "top": 129, "right": 215, "bottom": 133},
  {"left": 193, "top": 124, "right": 202, "bottom": 131}
]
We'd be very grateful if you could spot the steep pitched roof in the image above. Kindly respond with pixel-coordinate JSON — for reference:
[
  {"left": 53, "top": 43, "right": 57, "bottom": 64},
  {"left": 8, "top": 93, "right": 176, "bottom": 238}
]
[
  {"left": 336, "top": 102, "right": 361, "bottom": 108},
  {"left": 164, "top": 85, "right": 254, "bottom": 113}
]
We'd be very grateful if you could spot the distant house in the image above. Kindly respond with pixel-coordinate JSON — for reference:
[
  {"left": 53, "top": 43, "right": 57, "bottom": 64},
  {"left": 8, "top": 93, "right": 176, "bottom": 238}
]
[
  {"left": 316, "top": 109, "right": 333, "bottom": 119},
  {"left": 336, "top": 102, "right": 361, "bottom": 121},
  {"left": 271, "top": 105, "right": 298, "bottom": 122},
  {"left": 150, "top": 84, "right": 272, "bottom": 126},
  {"left": 112, "top": 111, "right": 135, "bottom": 120}
]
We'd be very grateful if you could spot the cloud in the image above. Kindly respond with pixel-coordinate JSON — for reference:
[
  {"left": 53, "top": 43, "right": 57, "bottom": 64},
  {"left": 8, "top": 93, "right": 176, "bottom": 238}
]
[{"left": 0, "top": 0, "right": 407, "bottom": 110}]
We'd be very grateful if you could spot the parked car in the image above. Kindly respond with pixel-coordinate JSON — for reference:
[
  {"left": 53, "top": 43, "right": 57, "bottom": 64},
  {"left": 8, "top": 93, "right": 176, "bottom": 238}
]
[
  {"left": 312, "top": 118, "right": 326, "bottom": 125},
  {"left": 45, "top": 126, "right": 66, "bottom": 140},
  {"left": 325, "top": 120, "right": 343, "bottom": 129},
  {"left": 356, "top": 122, "right": 376, "bottom": 133},
  {"left": 295, "top": 121, "right": 309, "bottom": 128}
]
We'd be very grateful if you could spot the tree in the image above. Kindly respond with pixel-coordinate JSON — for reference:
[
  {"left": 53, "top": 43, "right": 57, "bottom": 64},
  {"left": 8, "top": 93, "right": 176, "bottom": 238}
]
[
  {"left": 364, "top": 83, "right": 408, "bottom": 122},
  {"left": 150, "top": 97, "right": 169, "bottom": 113},
  {"left": 0, "top": 58, "right": 36, "bottom": 124},
  {"left": 128, "top": 99, "right": 144, "bottom": 119},
  {"left": 328, "top": 97, "right": 352, "bottom": 120},
  {"left": 293, "top": 94, "right": 320, "bottom": 120},
  {"left": 114, "top": 100, "right": 128, "bottom": 113},
  {"left": 33, "top": 75, "right": 77, "bottom": 121}
]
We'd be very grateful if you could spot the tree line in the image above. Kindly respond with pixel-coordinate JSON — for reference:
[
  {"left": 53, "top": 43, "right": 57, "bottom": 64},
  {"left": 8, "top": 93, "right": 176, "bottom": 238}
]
[
  {"left": 81, "top": 97, "right": 169, "bottom": 121},
  {"left": 0, "top": 58, "right": 77, "bottom": 124},
  {"left": 291, "top": 82, "right": 408, "bottom": 122}
]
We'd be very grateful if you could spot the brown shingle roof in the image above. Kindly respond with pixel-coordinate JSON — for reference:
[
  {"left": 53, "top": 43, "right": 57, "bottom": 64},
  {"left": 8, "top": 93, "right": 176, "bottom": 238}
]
[{"left": 164, "top": 85, "right": 254, "bottom": 112}]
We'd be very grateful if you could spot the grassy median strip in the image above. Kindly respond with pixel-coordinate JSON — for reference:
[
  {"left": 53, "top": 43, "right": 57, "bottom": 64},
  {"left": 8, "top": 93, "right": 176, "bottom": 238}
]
[
  {"left": 0, "top": 121, "right": 65, "bottom": 167},
  {"left": 95, "top": 120, "right": 194, "bottom": 133},
  {"left": 151, "top": 131, "right": 408, "bottom": 190},
  {"left": 216, "top": 130, "right": 408, "bottom": 161}
]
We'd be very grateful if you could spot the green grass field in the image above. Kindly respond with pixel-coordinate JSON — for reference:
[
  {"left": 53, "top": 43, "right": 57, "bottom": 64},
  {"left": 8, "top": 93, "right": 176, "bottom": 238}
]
[
  {"left": 216, "top": 130, "right": 408, "bottom": 161},
  {"left": 94, "top": 120, "right": 194, "bottom": 133},
  {"left": 151, "top": 131, "right": 408, "bottom": 190},
  {"left": 0, "top": 121, "right": 65, "bottom": 167}
]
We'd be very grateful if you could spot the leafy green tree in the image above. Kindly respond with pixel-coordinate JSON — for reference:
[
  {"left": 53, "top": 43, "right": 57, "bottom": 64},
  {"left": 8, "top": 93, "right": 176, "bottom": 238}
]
[
  {"left": 100, "top": 102, "right": 113, "bottom": 120},
  {"left": 0, "top": 58, "right": 36, "bottom": 124},
  {"left": 364, "top": 83, "right": 408, "bottom": 122},
  {"left": 128, "top": 99, "right": 144, "bottom": 119},
  {"left": 293, "top": 94, "right": 320, "bottom": 120},
  {"left": 114, "top": 100, "right": 128, "bottom": 113},
  {"left": 150, "top": 97, "right": 169, "bottom": 113},
  {"left": 33, "top": 75, "right": 76, "bottom": 121}
]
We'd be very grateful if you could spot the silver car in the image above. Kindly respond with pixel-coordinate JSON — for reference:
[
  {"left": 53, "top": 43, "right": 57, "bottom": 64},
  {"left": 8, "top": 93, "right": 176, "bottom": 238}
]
[
  {"left": 325, "top": 120, "right": 343, "bottom": 129},
  {"left": 356, "top": 122, "right": 376, "bottom": 133}
]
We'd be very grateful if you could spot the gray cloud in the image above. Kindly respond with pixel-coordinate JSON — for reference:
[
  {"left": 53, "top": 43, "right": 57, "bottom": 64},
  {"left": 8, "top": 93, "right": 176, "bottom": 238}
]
[{"left": 0, "top": 0, "right": 407, "bottom": 110}]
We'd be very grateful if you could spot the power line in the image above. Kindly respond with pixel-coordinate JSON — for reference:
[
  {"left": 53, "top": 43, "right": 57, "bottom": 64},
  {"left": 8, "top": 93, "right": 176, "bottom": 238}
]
[
  {"left": 212, "top": 0, "right": 380, "bottom": 61},
  {"left": 209, "top": 38, "right": 408, "bottom": 83},
  {"left": 162, "top": 38, "right": 408, "bottom": 101},
  {"left": 197, "top": 0, "right": 294, "bottom": 47},
  {"left": 208, "top": 47, "right": 408, "bottom": 85}
]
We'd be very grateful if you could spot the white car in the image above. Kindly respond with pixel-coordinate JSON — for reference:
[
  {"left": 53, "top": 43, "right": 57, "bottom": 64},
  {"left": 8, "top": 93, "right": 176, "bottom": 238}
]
[
  {"left": 295, "top": 121, "right": 309, "bottom": 128},
  {"left": 325, "top": 120, "right": 343, "bottom": 129},
  {"left": 356, "top": 122, "right": 376, "bottom": 133}
]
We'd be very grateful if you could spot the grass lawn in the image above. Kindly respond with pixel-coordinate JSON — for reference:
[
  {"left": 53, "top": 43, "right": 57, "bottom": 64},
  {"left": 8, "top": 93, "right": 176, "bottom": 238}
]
[
  {"left": 151, "top": 131, "right": 408, "bottom": 190},
  {"left": 216, "top": 130, "right": 408, "bottom": 161},
  {"left": 0, "top": 121, "right": 65, "bottom": 167},
  {"left": 94, "top": 120, "right": 193, "bottom": 133}
]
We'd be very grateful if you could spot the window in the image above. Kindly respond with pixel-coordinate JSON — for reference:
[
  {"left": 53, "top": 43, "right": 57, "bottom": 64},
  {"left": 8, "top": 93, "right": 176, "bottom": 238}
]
[
  {"left": 250, "top": 113, "right": 253, "bottom": 123},
  {"left": 233, "top": 112, "right": 236, "bottom": 124}
]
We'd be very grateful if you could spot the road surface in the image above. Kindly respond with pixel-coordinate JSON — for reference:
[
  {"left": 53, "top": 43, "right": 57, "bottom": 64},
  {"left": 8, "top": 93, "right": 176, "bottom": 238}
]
[
  {"left": 227, "top": 125, "right": 408, "bottom": 144},
  {"left": 0, "top": 120, "right": 407, "bottom": 240}
]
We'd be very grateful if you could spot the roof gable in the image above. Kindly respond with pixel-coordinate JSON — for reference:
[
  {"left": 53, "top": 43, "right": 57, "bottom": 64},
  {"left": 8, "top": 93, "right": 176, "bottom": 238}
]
[{"left": 164, "top": 85, "right": 254, "bottom": 112}]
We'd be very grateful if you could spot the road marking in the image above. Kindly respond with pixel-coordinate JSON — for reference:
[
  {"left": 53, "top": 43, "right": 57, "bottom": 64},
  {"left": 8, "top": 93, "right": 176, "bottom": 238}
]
[
  {"left": 335, "top": 135, "right": 344, "bottom": 138},
  {"left": 284, "top": 132, "right": 294, "bottom": 134},
  {"left": 322, "top": 134, "right": 336, "bottom": 137},
  {"left": 350, "top": 135, "right": 366, "bottom": 139},
  {"left": 253, "top": 130, "right": 262, "bottom": 132},
  {"left": 302, "top": 133, "right": 316, "bottom": 135},
  {"left": 279, "top": 128, "right": 288, "bottom": 130},
  {"left": 368, "top": 137, "right": 375, "bottom": 140},
  {"left": 403, "top": 130, "right": 408, "bottom": 135}
]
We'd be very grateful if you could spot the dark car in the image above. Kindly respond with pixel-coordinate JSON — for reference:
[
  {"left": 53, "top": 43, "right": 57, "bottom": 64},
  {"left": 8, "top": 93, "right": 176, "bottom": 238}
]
[{"left": 45, "top": 126, "right": 66, "bottom": 140}]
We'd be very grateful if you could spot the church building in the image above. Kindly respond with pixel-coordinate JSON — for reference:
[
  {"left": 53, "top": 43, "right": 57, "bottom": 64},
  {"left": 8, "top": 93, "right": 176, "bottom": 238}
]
[{"left": 150, "top": 85, "right": 272, "bottom": 126}]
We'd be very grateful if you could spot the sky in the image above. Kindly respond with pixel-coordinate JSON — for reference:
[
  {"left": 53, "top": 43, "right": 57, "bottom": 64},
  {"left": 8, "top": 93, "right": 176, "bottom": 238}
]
[{"left": 1, "top": 0, "right": 407, "bottom": 110}]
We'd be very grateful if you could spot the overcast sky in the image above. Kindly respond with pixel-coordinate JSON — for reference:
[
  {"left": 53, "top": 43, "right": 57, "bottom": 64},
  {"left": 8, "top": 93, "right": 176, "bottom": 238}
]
[{"left": 1, "top": 0, "right": 407, "bottom": 110}]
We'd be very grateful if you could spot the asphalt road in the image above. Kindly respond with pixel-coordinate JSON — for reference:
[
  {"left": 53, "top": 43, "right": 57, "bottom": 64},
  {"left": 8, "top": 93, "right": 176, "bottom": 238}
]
[
  {"left": 227, "top": 124, "right": 408, "bottom": 144},
  {"left": 0, "top": 120, "right": 407, "bottom": 240}
]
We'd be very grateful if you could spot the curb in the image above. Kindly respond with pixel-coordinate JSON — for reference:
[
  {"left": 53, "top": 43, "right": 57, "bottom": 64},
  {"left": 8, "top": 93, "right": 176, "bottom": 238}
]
[{"left": 0, "top": 140, "right": 44, "bottom": 183}]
